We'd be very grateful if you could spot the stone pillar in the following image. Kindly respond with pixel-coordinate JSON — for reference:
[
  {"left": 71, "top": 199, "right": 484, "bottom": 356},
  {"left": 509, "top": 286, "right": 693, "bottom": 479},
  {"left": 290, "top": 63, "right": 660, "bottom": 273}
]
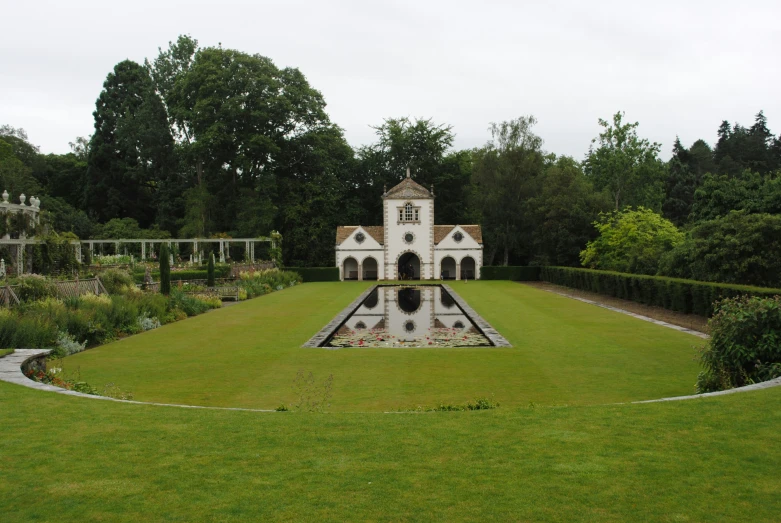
[
  {"left": 358, "top": 262, "right": 363, "bottom": 281},
  {"left": 219, "top": 241, "right": 226, "bottom": 263},
  {"left": 141, "top": 242, "right": 146, "bottom": 260},
  {"left": 456, "top": 262, "right": 461, "bottom": 281}
]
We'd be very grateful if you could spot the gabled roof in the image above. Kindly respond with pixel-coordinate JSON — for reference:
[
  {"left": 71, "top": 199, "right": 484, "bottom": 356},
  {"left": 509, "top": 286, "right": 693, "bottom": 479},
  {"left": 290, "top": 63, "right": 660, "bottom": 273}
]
[
  {"left": 336, "top": 225, "right": 384, "bottom": 245},
  {"left": 434, "top": 225, "right": 483, "bottom": 245},
  {"left": 384, "top": 175, "right": 432, "bottom": 200}
]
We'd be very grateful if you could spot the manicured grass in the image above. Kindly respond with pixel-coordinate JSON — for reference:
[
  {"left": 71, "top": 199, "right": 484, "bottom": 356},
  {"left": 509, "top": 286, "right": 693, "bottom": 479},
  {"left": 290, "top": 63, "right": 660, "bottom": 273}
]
[
  {"left": 1, "top": 380, "right": 780, "bottom": 521},
  {"left": 64, "top": 281, "right": 703, "bottom": 411},
  {"left": 0, "top": 348, "right": 13, "bottom": 358}
]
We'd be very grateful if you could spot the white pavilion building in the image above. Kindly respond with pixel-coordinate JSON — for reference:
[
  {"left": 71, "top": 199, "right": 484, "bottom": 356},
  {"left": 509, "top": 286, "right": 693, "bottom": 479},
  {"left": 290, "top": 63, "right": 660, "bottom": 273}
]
[{"left": 335, "top": 170, "right": 483, "bottom": 281}]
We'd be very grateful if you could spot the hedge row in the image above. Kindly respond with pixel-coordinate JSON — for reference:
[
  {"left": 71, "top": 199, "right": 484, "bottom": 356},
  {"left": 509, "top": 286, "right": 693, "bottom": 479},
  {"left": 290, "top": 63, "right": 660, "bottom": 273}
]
[
  {"left": 131, "top": 266, "right": 231, "bottom": 283},
  {"left": 480, "top": 266, "right": 541, "bottom": 281},
  {"left": 540, "top": 266, "right": 781, "bottom": 317},
  {"left": 286, "top": 267, "right": 340, "bottom": 282}
]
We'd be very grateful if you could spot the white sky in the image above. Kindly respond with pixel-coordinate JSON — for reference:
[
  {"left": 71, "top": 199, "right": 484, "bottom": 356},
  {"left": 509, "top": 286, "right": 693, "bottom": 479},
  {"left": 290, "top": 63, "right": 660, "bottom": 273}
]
[{"left": 2, "top": 0, "right": 780, "bottom": 159}]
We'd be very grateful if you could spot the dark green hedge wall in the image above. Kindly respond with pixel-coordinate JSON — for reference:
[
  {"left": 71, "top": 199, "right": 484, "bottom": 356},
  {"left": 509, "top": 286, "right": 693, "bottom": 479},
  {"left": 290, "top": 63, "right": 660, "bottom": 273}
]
[
  {"left": 480, "top": 266, "right": 541, "bottom": 281},
  {"left": 132, "top": 266, "right": 231, "bottom": 284},
  {"left": 286, "top": 267, "right": 340, "bottom": 282},
  {"left": 540, "top": 266, "right": 781, "bottom": 317}
]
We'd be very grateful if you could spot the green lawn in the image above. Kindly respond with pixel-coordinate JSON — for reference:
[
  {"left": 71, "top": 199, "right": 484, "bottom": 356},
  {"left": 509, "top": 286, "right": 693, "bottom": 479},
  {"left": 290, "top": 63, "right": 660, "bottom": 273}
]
[
  {"left": 0, "top": 348, "right": 14, "bottom": 358},
  {"left": 3, "top": 281, "right": 780, "bottom": 521},
  {"left": 1, "top": 379, "right": 780, "bottom": 521},
  {"left": 63, "top": 281, "right": 702, "bottom": 411}
]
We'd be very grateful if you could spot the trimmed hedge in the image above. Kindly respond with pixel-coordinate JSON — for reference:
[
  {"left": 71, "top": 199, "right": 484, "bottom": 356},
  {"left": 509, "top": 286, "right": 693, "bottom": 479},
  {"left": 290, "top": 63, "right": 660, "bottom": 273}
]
[
  {"left": 132, "top": 266, "right": 231, "bottom": 284},
  {"left": 540, "top": 266, "right": 781, "bottom": 317},
  {"left": 286, "top": 267, "right": 340, "bottom": 282},
  {"left": 481, "top": 266, "right": 541, "bottom": 281}
]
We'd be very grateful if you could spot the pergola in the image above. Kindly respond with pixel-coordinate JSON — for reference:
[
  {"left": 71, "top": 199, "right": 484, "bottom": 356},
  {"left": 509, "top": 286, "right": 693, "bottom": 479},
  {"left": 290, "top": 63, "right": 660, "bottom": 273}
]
[{"left": 0, "top": 236, "right": 274, "bottom": 275}]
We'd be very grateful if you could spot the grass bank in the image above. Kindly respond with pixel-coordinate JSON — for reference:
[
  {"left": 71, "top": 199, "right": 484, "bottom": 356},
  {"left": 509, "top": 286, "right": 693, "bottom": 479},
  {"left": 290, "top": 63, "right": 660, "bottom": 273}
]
[
  {"left": 1, "top": 381, "right": 780, "bottom": 521},
  {"left": 65, "top": 281, "right": 702, "bottom": 411}
]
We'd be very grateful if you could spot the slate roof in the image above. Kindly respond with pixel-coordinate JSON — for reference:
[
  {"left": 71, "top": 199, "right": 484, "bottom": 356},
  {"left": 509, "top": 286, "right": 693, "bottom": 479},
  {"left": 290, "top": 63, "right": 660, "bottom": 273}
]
[
  {"left": 383, "top": 176, "right": 433, "bottom": 200},
  {"left": 335, "top": 226, "right": 384, "bottom": 245},
  {"left": 434, "top": 225, "right": 483, "bottom": 245}
]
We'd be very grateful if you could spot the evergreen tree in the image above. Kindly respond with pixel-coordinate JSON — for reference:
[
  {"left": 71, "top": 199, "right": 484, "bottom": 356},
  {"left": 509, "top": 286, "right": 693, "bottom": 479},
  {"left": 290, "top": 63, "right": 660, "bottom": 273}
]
[
  {"left": 207, "top": 253, "right": 215, "bottom": 287},
  {"left": 159, "top": 243, "right": 171, "bottom": 295}
]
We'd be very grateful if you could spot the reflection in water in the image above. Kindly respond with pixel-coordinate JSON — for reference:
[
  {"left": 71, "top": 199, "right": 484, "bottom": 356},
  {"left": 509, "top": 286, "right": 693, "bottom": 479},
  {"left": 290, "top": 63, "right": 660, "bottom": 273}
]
[
  {"left": 397, "top": 288, "right": 421, "bottom": 313},
  {"left": 327, "top": 285, "right": 492, "bottom": 348}
]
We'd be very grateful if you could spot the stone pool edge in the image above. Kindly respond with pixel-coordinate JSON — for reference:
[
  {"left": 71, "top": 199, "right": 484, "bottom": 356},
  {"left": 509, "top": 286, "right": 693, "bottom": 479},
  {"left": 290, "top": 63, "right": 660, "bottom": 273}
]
[
  {"left": 302, "top": 285, "right": 379, "bottom": 348},
  {"left": 442, "top": 284, "right": 512, "bottom": 347},
  {"left": 302, "top": 284, "right": 512, "bottom": 349}
]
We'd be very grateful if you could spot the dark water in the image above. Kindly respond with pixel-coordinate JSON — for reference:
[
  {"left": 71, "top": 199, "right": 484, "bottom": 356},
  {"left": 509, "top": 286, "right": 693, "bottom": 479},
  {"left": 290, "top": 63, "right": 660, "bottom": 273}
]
[{"left": 326, "top": 285, "right": 492, "bottom": 348}]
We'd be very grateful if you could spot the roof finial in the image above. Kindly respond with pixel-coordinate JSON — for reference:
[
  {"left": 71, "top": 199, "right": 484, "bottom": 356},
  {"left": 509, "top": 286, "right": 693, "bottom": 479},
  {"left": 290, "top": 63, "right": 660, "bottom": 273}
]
[{"left": 406, "top": 167, "right": 411, "bottom": 178}]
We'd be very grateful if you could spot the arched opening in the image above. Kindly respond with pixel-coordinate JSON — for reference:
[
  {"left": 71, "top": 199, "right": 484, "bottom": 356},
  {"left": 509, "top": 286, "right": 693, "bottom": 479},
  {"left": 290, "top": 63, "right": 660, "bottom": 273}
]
[
  {"left": 440, "top": 288, "right": 455, "bottom": 309},
  {"left": 362, "top": 257, "right": 378, "bottom": 280},
  {"left": 397, "top": 252, "right": 420, "bottom": 280},
  {"left": 440, "top": 256, "right": 456, "bottom": 280},
  {"left": 461, "top": 256, "right": 476, "bottom": 280},
  {"left": 397, "top": 288, "right": 421, "bottom": 313},
  {"left": 363, "top": 288, "right": 378, "bottom": 309},
  {"left": 343, "top": 257, "right": 358, "bottom": 280}
]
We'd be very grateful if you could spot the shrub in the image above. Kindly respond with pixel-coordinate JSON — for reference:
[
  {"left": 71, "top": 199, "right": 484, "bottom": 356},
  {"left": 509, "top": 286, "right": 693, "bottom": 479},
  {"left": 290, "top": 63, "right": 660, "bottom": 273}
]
[
  {"left": 137, "top": 314, "right": 161, "bottom": 332},
  {"left": 169, "top": 290, "right": 219, "bottom": 317},
  {"left": 480, "top": 266, "right": 541, "bottom": 281},
  {"left": 98, "top": 268, "right": 135, "bottom": 295},
  {"left": 696, "top": 295, "right": 781, "bottom": 392},
  {"left": 14, "top": 274, "right": 58, "bottom": 302},
  {"left": 51, "top": 331, "right": 87, "bottom": 358},
  {"left": 541, "top": 266, "right": 781, "bottom": 317}
]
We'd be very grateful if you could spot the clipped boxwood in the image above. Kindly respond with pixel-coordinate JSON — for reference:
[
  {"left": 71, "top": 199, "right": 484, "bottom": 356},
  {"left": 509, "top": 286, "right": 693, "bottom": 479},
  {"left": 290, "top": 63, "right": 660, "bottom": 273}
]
[
  {"left": 480, "top": 266, "right": 541, "bottom": 281},
  {"left": 540, "top": 266, "right": 781, "bottom": 317},
  {"left": 285, "top": 267, "right": 339, "bottom": 282}
]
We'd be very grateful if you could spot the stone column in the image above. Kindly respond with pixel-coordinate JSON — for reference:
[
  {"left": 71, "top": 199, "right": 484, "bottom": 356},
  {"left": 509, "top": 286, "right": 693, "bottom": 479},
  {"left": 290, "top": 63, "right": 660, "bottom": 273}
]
[
  {"left": 456, "top": 262, "right": 461, "bottom": 281},
  {"left": 358, "top": 262, "right": 363, "bottom": 281},
  {"left": 141, "top": 242, "right": 146, "bottom": 260}
]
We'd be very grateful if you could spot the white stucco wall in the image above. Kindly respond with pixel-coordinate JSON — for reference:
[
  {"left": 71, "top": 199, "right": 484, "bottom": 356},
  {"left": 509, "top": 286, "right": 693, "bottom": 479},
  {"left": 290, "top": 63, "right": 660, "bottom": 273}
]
[
  {"left": 336, "top": 226, "right": 384, "bottom": 280},
  {"left": 383, "top": 198, "right": 434, "bottom": 280},
  {"left": 433, "top": 226, "right": 483, "bottom": 280}
]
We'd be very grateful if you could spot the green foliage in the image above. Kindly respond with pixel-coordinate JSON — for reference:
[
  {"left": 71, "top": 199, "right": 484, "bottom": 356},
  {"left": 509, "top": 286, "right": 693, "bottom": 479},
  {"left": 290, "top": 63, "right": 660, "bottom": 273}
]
[
  {"left": 541, "top": 266, "right": 781, "bottom": 317},
  {"left": 584, "top": 111, "right": 666, "bottom": 211},
  {"left": 285, "top": 267, "right": 339, "bottom": 282},
  {"left": 93, "top": 217, "right": 171, "bottom": 239},
  {"left": 85, "top": 60, "right": 175, "bottom": 227},
  {"left": 662, "top": 138, "right": 715, "bottom": 225},
  {"left": 31, "top": 231, "right": 79, "bottom": 276},
  {"left": 659, "top": 211, "right": 781, "bottom": 288},
  {"left": 580, "top": 207, "right": 684, "bottom": 275},
  {"left": 471, "top": 116, "right": 545, "bottom": 265},
  {"left": 697, "top": 295, "right": 781, "bottom": 392},
  {"left": 169, "top": 289, "right": 219, "bottom": 317},
  {"left": 14, "top": 274, "right": 58, "bottom": 302},
  {"left": 98, "top": 268, "right": 135, "bottom": 295},
  {"left": 529, "top": 156, "right": 611, "bottom": 265},
  {"left": 207, "top": 253, "right": 215, "bottom": 287},
  {"left": 690, "top": 170, "right": 781, "bottom": 222},
  {"left": 159, "top": 244, "right": 171, "bottom": 295},
  {"left": 480, "top": 266, "right": 541, "bottom": 281},
  {"left": 236, "top": 269, "right": 301, "bottom": 298}
]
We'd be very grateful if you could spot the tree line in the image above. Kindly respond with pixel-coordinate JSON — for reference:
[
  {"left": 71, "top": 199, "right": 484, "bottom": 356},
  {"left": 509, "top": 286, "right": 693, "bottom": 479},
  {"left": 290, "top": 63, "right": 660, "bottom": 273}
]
[{"left": 1, "top": 35, "right": 780, "bottom": 281}]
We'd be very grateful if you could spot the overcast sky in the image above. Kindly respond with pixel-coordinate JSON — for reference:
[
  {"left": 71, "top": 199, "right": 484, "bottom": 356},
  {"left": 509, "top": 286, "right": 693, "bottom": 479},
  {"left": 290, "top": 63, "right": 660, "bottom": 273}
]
[{"left": 2, "top": 0, "right": 780, "bottom": 160}]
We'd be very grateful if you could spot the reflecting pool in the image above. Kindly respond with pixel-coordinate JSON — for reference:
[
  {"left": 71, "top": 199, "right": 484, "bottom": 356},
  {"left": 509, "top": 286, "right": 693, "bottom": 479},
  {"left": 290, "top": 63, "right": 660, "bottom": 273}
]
[{"left": 325, "top": 285, "right": 492, "bottom": 348}]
